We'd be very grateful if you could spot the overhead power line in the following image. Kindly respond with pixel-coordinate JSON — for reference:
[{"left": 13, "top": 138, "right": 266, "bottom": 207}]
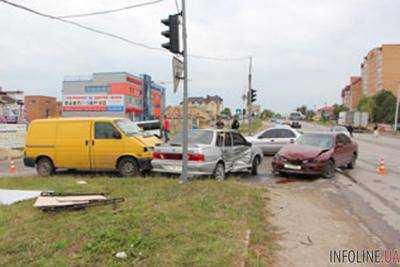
[
  {"left": 0, "top": 0, "right": 163, "bottom": 51},
  {"left": 189, "top": 54, "right": 250, "bottom": 61},
  {"left": 57, "top": 0, "right": 165, "bottom": 19},
  {"left": 0, "top": 0, "right": 249, "bottom": 61}
]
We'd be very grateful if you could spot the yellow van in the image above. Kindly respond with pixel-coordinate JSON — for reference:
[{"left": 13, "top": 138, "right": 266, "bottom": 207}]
[{"left": 24, "top": 117, "right": 162, "bottom": 176}]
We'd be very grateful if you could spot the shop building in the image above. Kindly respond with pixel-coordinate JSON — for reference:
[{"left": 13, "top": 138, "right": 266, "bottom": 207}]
[{"left": 62, "top": 72, "right": 166, "bottom": 121}]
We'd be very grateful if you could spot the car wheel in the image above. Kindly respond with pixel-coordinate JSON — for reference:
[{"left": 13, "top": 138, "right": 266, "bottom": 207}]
[
  {"left": 118, "top": 157, "right": 140, "bottom": 177},
  {"left": 36, "top": 157, "right": 54, "bottom": 176},
  {"left": 322, "top": 160, "right": 335, "bottom": 179},
  {"left": 213, "top": 162, "right": 225, "bottom": 181},
  {"left": 251, "top": 156, "right": 260, "bottom": 175},
  {"left": 347, "top": 154, "right": 356, "bottom": 169}
]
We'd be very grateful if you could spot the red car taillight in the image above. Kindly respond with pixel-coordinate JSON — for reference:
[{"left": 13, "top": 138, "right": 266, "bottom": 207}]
[
  {"left": 188, "top": 153, "right": 205, "bottom": 162},
  {"left": 153, "top": 151, "right": 161, "bottom": 159}
]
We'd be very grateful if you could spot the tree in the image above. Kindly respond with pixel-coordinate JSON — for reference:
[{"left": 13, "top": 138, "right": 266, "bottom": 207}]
[
  {"left": 357, "top": 96, "right": 375, "bottom": 115},
  {"left": 358, "top": 91, "right": 396, "bottom": 123},
  {"left": 220, "top": 107, "right": 232, "bottom": 117},
  {"left": 372, "top": 90, "right": 396, "bottom": 123},
  {"left": 305, "top": 109, "right": 316, "bottom": 121},
  {"left": 260, "top": 109, "right": 274, "bottom": 120},
  {"left": 332, "top": 104, "right": 349, "bottom": 120},
  {"left": 296, "top": 105, "right": 307, "bottom": 115}
]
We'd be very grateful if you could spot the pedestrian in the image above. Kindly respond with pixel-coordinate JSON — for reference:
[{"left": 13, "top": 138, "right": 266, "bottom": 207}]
[
  {"left": 215, "top": 116, "right": 225, "bottom": 129},
  {"left": 162, "top": 115, "right": 170, "bottom": 142},
  {"left": 373, "top": 124, "right": 379, "bottom": 138},
  {"left": 346, "top": 125, "right": 354, "bottom": 137},
  {"left": 231, "top": 115, "right": 240, "bottom": 130}
]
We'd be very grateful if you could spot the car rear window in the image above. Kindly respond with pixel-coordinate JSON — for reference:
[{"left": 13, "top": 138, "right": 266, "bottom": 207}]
[{"left": 172, "top": 130, "right": 214, "bottom": 145}]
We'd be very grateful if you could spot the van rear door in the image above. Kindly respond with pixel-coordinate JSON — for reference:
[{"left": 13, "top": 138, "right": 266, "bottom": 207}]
[{"left": 55, "top": 121, "right": 91, "bottom": 169}]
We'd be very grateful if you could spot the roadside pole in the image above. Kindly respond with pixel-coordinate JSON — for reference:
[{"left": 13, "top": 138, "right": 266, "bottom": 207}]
[
  {"left": 395, "top": 83, "right": 400, "bottom": 131},
  {"left": 181, "top": 0, "right": 189, "bottom": 182},
  {"left": 247, "top": 56, "right": 253, "bottom": 135}
]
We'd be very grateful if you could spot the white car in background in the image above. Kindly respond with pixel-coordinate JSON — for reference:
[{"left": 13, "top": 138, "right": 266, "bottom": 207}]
[
  {"left": 133, "top": 120, "right": 161, "bottom": 138},
  {"left": 246, "top": 125, "right": 301, "bottom": 155}
]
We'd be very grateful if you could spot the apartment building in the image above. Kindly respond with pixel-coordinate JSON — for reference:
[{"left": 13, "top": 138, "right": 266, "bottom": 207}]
[{"left": 361, "top": 44, "right": 400, "bottom": 96}]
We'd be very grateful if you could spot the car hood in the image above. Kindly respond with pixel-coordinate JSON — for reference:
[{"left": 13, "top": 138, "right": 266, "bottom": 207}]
[
  {"left": 133, "top": 135, "right": 162, "bottom": 147},
  {"left": 279, "top": 144, "right": 329, "bottom": 160}
]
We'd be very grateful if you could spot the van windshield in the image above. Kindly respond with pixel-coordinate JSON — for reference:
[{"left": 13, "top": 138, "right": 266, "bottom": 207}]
[{"left": 115, "top": 119, "right": 142, "bottom": 136}]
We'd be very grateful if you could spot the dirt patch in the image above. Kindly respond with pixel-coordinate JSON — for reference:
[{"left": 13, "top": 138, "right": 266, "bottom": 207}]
[{"left": 269, "top": 179, "right": 382, "bottom": 266}]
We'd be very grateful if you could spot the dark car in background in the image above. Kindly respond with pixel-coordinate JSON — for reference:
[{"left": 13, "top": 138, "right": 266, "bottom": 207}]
[{"left": 272, "top": 132, "right": 358, "bottom": 178}]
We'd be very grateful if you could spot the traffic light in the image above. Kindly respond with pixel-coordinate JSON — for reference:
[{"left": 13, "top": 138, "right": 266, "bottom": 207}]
[
  {"left": 161, "top": 14, "right": 180, "bottom": 54},
  {"left": 250, "top": 89, "right": 257, "bottom": 103}
]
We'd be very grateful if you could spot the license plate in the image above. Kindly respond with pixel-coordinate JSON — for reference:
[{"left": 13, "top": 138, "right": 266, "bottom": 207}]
[
  {"left": 284, "top": 163, "right": 301, "bottom": 170},
  {"left": 167, "top": 165, "right": 182, "bottom": 172}
]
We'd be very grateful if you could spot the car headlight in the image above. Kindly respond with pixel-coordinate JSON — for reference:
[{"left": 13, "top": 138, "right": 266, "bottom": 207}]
[{"left": 144, "top": 147, "right": 154, "bottom": 152}]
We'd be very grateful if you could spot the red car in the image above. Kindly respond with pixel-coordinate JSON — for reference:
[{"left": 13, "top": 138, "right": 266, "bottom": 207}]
[{"left": 272, "top": 132, "right": 358, "bottom": 178}]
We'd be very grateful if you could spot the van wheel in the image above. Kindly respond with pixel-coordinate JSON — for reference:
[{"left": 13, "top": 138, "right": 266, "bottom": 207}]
[
  {"left": 36, "top": 157, "right": 54, "bottom": 176},
  {"left": 118, "top": 158, "right": 140, "bottom": 177},
  {"left": 213, "top": 162, "right": 225, "bottom": 181}
]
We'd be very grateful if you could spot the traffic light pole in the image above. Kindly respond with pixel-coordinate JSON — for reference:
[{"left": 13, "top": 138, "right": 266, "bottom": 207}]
[
  {"left": 248, "top": 56, "right": 253, "bottom": 135},
  {"left": 181, "top": 0, "right": 189, "bottom": 183}
]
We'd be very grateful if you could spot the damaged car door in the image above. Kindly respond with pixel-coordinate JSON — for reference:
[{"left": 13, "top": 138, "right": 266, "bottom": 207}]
[
  {"left": 231, "top": 131, "right": 252, "bottom": 171},
  {"left": 217, "top": 131, "right": 234, "bottom": 171}
]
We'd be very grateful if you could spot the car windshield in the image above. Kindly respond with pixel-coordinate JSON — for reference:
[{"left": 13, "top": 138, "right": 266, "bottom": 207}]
[
  {"left": 296, "top": 134, "right": 333, "bottom": 149},
  {"left": 115, "top": 119, "right": 142, "bottom": 136},
  {"left": 172, "top": 130, "right": 214, "bottom": 145}
]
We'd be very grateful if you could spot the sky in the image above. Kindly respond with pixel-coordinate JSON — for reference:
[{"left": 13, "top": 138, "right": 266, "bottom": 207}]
[{"left": 1, "top": 0, "right": 400, "bottom": 114}]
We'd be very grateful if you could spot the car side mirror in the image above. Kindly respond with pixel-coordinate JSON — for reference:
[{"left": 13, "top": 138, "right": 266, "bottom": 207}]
[
  {"left": 290, "top": 139, "right": 295, "bottom": 143},
  {"left": 246, "top": 141, "right": 252, "bottom": 147},
  {"left": 113, "top": 131, "right": 122, "bottom": 139}
]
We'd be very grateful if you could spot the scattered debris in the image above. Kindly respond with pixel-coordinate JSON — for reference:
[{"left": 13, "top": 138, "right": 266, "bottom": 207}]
[
  {"left": 33, "top": 192, "right": 124, "bottom": 211},
  {"left": 115, "top": 251, "right": 127, "bottom": 259},
  {"left": 0, "top": 189, "right": 41, "bottom": 205},
  {"left": 276, "top": 178, "right": 298, "bottom": 184},
  {"left": 300, "top": 235, "right": 313, "bottom": 246}
]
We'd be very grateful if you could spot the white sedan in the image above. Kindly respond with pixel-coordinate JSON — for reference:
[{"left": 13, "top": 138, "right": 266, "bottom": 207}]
[{"left": 246, "top": 126, "right": 301, "bottom": 155}]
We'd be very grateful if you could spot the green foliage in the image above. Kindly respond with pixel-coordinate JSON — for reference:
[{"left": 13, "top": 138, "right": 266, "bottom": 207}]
[
  {"left": 357, "top": 96, "right": 375, "bottom": 115},
  {"left": 260, "top": 109, "right": 274, "bottom": 120},
  {"left": 372, "top": 90, "right": 396, "bottom": 123},
  {"left": 332, "top": 104, "right": 349, "bottom": 120},
  {"left": 358, "top": 90, "right": 396, "bottom": 123},
  {"left": 220, "top": 107, "right": 232, "bottom": 117}
]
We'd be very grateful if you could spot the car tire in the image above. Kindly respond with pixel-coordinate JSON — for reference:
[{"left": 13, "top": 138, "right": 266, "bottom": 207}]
[
  {"left": 118, "top": 157, "right": 140, "bottom": 177},
  {"left": 36, "top": 157, "right": 54, "bottom": 176},
  {"left": 251, "top": 156, "right": 260, "bottom": 175},
  {"left": 213, "top": 162, "right": 225, "bottom": 181},
  {"left": 322, "top": 160, "right": 335, "bottom": 179},
  {"left": 347, "top": 154, "right": 356, "bottom": 169}
]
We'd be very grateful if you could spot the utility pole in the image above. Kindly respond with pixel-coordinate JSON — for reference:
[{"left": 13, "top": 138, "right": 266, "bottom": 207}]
[
  {"left": 247, "top": 56, "right": 253, "bottom": 135},
  {"left": 395, "top": 83, "right": 400, "bottom": 131},
  {"left": 181, "top": 0, "right": 189, "bottom": 182}
]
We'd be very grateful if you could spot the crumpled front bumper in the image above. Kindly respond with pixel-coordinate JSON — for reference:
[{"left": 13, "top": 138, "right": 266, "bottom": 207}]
[{"left": 272, "top": 158, "right": 325, "bottom": 175}]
